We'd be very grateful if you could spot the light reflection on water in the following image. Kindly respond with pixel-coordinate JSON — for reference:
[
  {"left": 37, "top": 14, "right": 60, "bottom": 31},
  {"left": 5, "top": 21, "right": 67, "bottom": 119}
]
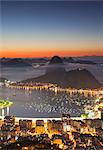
[{"left": 0, "top": 87, "right": 95, "bottom": 118}]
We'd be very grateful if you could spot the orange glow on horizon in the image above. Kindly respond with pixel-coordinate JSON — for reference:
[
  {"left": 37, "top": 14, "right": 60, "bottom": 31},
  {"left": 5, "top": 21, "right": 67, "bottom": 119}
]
[{"left": 0, "top": 49, "right": 103, "bottom": 58}]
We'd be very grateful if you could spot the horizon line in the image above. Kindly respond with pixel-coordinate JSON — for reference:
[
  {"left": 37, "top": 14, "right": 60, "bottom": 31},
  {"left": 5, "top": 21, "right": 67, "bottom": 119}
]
[{"left": 0, "top": 55, "right": 103, "bottom": 59}]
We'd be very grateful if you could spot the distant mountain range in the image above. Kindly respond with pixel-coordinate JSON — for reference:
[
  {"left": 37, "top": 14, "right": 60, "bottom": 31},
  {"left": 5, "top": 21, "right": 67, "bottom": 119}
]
[
  {"left": 0, "top": 56, "right": 97, "bottom": 67},
  {"left": 22, "top": 56, "right": 102, "bottom": 89},
  {"left": 0, "top": 58, "right": 32, "bottom": 67},
  {"left": 63, "top": 57, "right": 96, "bottom": 64}
]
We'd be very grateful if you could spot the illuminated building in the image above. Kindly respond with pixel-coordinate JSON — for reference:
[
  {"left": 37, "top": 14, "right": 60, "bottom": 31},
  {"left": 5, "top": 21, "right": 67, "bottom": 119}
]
[
  {"left": 47, "top": 120, "right": 63, "bottom": 134},
  {"left": 35, "top": 120, "right": 45, "bottom": 134},
  {"left": 4, "top": 116, "right": 15, "bottom": 126},
  {"left": 0, "top": 99, "right": 13, "bottom": 116},
  {"left": 19, "top": 120, "right": 32, "bottom": 131}
]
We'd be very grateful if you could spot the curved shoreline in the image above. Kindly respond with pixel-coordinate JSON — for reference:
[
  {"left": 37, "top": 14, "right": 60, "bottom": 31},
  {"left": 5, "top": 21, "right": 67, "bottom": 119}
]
[{"left": 6, "top": 82, "right": 103, "bottom": 98}]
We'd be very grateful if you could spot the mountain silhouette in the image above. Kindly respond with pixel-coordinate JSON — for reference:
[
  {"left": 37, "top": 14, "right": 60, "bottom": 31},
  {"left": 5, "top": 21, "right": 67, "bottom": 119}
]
[
  {"left": 49, "top": 56, "right": 63, "bottom": 64},
  {"left": 47, "top": 56, "right": 65, "bottom": 73},
  {"left": 22, "top": 56, "right": 102, "bottom": 89},
  {"left": 63, "top": 57, "right": 96, "bottom": 64},
  {"left": 1, "top": 58, "right": 32, "bottom": 67}
]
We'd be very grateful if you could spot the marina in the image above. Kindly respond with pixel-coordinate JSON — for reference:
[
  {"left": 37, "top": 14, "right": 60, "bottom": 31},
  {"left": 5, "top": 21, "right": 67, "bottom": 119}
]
[{"left": 0, "top": 86, "right": 100, "bottom": 118}]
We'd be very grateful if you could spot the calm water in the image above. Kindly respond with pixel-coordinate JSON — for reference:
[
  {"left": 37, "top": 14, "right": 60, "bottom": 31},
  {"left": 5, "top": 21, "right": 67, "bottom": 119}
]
[{"left": 0, "top": 87, "right": 95, "bottom": 118}]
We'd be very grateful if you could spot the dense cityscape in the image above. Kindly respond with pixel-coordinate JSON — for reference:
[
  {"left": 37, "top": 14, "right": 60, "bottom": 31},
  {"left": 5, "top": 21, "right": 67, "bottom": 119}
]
[{"left": 0, "top": 113, "right": 103, "bottom": 150}]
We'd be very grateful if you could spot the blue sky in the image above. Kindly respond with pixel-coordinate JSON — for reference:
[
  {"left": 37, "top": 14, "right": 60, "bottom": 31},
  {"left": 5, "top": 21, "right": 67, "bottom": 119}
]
[{"left": 0, "top": 1, "right": 103, "bottom": 57}]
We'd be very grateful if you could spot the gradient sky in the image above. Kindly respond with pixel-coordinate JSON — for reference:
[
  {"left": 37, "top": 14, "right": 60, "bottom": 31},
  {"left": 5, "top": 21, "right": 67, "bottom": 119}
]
[{"left": 0, "top": 0, "right": 103, "bottom": 58}]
